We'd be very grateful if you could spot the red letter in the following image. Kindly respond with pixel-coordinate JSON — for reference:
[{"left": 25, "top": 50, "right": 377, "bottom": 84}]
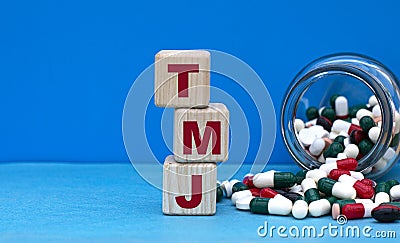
[
  {"left": 175, "top": 175, "right": 202, "bottom": 209},
  {"left": 168, "top": 64, "right": 199, "bottom": 97},
  {"left": 183, "top": 121, "right": 221, "bottom": 155}
]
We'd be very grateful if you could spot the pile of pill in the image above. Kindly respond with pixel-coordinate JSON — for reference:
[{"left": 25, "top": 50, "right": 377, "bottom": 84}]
[
  {"left": 294, "top": 94, "right": 400, "bottom": 175},
  {"left": 216, "top": 164, "right": 400, "bottom": 222}
]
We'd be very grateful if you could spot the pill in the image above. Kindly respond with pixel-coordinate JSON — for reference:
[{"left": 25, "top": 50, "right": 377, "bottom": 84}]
[
  {"left": 321, "top": 107, "right": 336, "bottom": 122},
  {"left": 359, "top": 116, "right": 376, "bottom": 133},
  {"left": 306, "top": 107, "right": 319, "bottom": 120},
  {"left": 216, "top": 184, "right": 223, "bottom": 202},
  {"left": 295, "top": 170, "right": 307, "bottom": 184},
  {"left": 341, "top": 203, "right": 379, "bottom": 219},
  {"left": 360, "top": 178, "right": 376, "bottom": 187},
  {"left": 338, "top": 174, "right": 374, "bottom": 199},
  {"left": 356, "top": 109, "right": 373, "bottom": 120},
  {"left": 390, "top": 185, "right": 400, "bottom": 200},
  {"left": 351, "top": 118, "right": 360, "bottom": 126},
  {"left": 349, "top": 130, "right": 368, "bottom": 145},
  {"left": 329, "top": 94, "right": 340, "bottom": 108},
  {"left": 337, "top": 152, "right": 347, "bottom": 159},
  {"left": 235, "top": 196, "right": 254, "bottom": 210},
  {"left": 292, "top": 197, "right": 309, "bottom": 219},
  {"left": 305, "top": 169, "right": 327, "bottom": 183},
  {"left": 331, "top": 199, "right": 374, "bottom": 219},
  {"left": 308, "top": 196, "right": 337, "bottom": 217},
  {"left": 252, "top": 171, "right": 297, "bottom": 188},
  {"left": 294, "top": 119, "right": 305, "bottom": 133},
  {"left": 220, "top": 180, "right": 232, "bottom": 197},
  {"left": 386, "top": 179, "right": 399, "bottom": 188},
  {"left": 335, "top": 96, "right": 349, "bottom": 119},
  {"left": 374, "top": 182, "right": 390, "bottom": 204},
  {"left": 372, "top": 105, "right": 381, "bottom": 118},
  {"left": 358, "top": 139, "right": 374, "bottom": 155},
  {"left": 368, "top": 126, "right": 380, "bottom": 143},
  {"left": 318, "top": 177, "right": 357, "bottom": 199},
  {"left": 249, "top": 188, "right": 261, "bottom": 197},
  {"left": 301, "top": 178, "right": 320, "bottom": 202},
  {"left": 371, "top": 204, "right": 400, "bottom": 222},
  {"left": 309, "top": 138, "right": 325, "bottom": 156},
  {"left": 323, "top": 142, "right": 344, "bottom": 158},
  {"left": 328, "top": 169, "right": 364, "bottom": 181},
  {"left": 319, "top": 158, "right": 358, "bottom": 173},
  {"left": 242, "top": 174, "right": 255, "bottom": 188},
  {"left": 333, "top": 135, "right": 346, "bottom": 147},
  {"left": 343, "top": 144, "right": 359, "bottom": 158},
  {"left": 250, "top": 197, "right": 293, "bottom": 216},
  {"left": 231, "top": 190, "right": 252, "bottom": 205},
  {"left": 231, "top": 181, "right": 248, "bottom": 193},
  {"left": 260, "top": 188, "right": 291, "bottom": 203},
  {"left": 316, "top": 117, "right": 332, "bottom": 132},
  {"left": 332, "top": 119, "right": 362, "bottom": 134},
  {"left": 368, "top": 95, "right": 378, "bottom": 107}
]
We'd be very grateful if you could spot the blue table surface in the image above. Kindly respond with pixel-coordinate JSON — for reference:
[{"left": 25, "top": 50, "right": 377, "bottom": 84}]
[{"left": 1, "top": 162, "right": 400, "bottom": 242}]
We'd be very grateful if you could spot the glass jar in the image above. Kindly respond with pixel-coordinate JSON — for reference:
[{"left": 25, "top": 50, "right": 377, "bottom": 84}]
[{"left": 281, "top": 53, "right": 400, "bottom": 179}]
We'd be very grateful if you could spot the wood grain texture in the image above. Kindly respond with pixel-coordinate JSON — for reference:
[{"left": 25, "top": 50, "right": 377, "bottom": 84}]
[
  {"left": 162, "top": 155, "right": 217, "bottom": 215},
  {"left": 154, "top": 50, "right": 210, "bottom": 108},
  {"left": 174, "top": 103, "right": 229, "bottom": 162}
]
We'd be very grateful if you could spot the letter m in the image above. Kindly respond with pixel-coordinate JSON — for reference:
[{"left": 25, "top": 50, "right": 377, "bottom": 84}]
[{"left": 183, "top": 121, "right": 221, "bottom": 155}]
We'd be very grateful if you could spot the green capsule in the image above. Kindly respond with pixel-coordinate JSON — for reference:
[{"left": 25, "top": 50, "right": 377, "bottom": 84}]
[
  {"left": 334, "top": 135, "right": 346, "bottom": 147},
  {"left": 335, "top": 199, "right": 356, "bottom": 209},
  {"left": 274, "top": 172, "right": 297, "bottom": 188},
  {"left": 360, "top": 116, "right": 376, "bottom": 132},
  {"left": 325, "top": 196, "right": 338, "bottom": 205},
  {"left": 330, "top": 94, "right": 340, "bottom": 108},
  {"left": 323, "top": 142, "right": 344, "bottom": 158},
  {"left": 295, "top": 170, "right": 307, "bottom": 184},
  {"left": 386, "top": 179, "right": 400, "bottom": 188},
  {"left": 321, "top": 108, "right": 336, "bottom": 122},
  {"left": 216, "top": 185, "right": 223, "bottom": 202},
  {"left": 318, "top": 178, "right": 336, "bottom": 195},
  {"left": 375, "top": 182, "right": 389, "bottom": 194},
  {"left": 306, "top": 107, "right": 319, "bottom": 121},
  {"left": 359, "top": 139, "right": 374, "bottom": 155},
  {"left": 250, "top": 197, "right": 270, "bottom": 214},
  {"left": 304, "top": 188, "right": 320, "bottom": 203},
  {"left": 349, "top": 104, "right": 368, "bottom": 118},
  {"left": 232, "top": 182, "right": 248, "bottom": 193}
]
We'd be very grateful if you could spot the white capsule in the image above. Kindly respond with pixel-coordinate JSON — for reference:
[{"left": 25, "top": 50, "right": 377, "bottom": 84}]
[
  {"left": 294, "top": 119, "right": 305, "bottom": 133},
  {"left": 221, "top": 180, "right": 232, "bottom": 197},
  {"left": 227, "top": 179, "right": 240, "bottom": 197},
  {"left": 372, "top": 105, "right": 381, "bottom": 118},
  {"left": 368, "top": 126, "right": 380, "bottom": 144},
  {"left": 390, "top": 184, "right": 400, "bottom": 200},
  {"left": 356, "top": 109, "right": 373, "bottom": 120},
  {"left": 309, "top": 199, "right": 331, "bottom": 217},
  {"left": 374, "top": 191, "right": 390, "bottom": 204},
  {"left": 306, "top": 169, "right": 327, "bottom": 183},
  {"left": 309, "top": 138, "right": 325, "bottom": 156},
  {"left": 235, "top": 196, "right": 254, "bottom": 210},
  {"left": 332, "top": 182, "right": 357, "bottom": 199},
  {"left": 301, "top": 178, "right": 318, "bottom": 192},
  {"left": 351, "top": 118, "right": 360, "bottom": 126},
  {"left": 344, "top": 144, "right": 359, "bottom": 158},
  {"left": 383, "top": 147, "right": 396, "bottom": 161},
  {"left": 349, "top": 171, "right": 364, "bottom": 180},
  {"left": 292, "top": 200, "right": 309, "bottom": 219},
  {"left": 231, "top": 190, "right": 252, "bottom": 205},
  {"left": 319, "top": 163, "right": 338, "bottom": 173},
  {"left": 298, "top": 128, "right": 316, "bottom": 146},
  {"left": 268, "top": 198, "right": 293, "bottom": 215},
  {"left": 337, "top": 152, "right": 347, "bottom": 159},
  {"left": 325, "top": 158, "right": 339, "bottom": 164},
  {"left": 335, "top": 96, "right": 348, "bottom": 117},
  {"left": 332, "top": 119, "right": 352, "bottom": 134},
  {"left": 369, "top": 95, "right": 378, "bottom": 107},
  {"left": 338, "top": 174, "right": 357, "bottom": 186},
  {"left": 252, "top": 171, "right": 275, "bottom": 188}
]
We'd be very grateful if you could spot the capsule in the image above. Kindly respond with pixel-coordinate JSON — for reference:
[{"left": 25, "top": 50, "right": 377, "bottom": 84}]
[
  {"left": 309, "top": 138, "right": 326, "bottom": 156},
  {"left": 291, "top": 196, "right": 309, "bottom": 219},
  {"left": 371, "top": 204, "right": 400, "bottom": 222},
  {"left": 318, "top": 177, "right": 357, "bottom": 199},
  {"left": 242, "top": 174, "right": 255, "bottom": 188},
  {"left": 374, "top": 182, "right": 390, "bottom": 204},
  {"left": 338, "top": 174, "right": 374, "bottom": 199},
  {"left": 349, "top": 130, "right": 368, "bottom": 145},
  {"left": 216, "top": 183, "right": 223, "bottom": 202},
  {"left": 235, "top": 195, "right": 254, "bottom": 211},
  {"left": 260, "top": 188, "right": 291, "bottom": 203},
  {"left": 335, "top": 96, "right": 349, "bottom": 119},
  {"left": 343, "top": 144, "right": 359, "bottom": 158},
  {"left": 359, "top": 116, "right": 376, "bottom": 133},
  {"left": 249, "top": 188, "right": 261, "bottom": 197},
  {"left": 301, "top": 178, "right": 320, "bottom": 202},
  {"left": 319, "top": 158, "right": 358, "bottom": 173},
  {"left": 390, "top": 184, "right": 400, "bottom": 200},
  {"left": 252, "top": 171, "right": 297, "bottom": 188},
  {"left": 316, "top": 117, "right": 332, "bottom": 132},
  {"left": 356, "top": 108, "right": 373, "bottom": 120},
  {"left": 331, "top": 199, "right": 374, "bottom": 219},
  {"left": 341, "top": 203, "right": 379, "bottom": 219},
  {"left": 295, "top": 170, "right": 307, "bottom": 184},
  {"left": 220, "top": 180, "right": 232, "bottom": 197},
  {"left": 294, "top": 119, "right": 305, "bottom": 133},
  {"left": 328, "top": 169, "right": 364, "bottom": 181},
  {"left": 305, "top": 169, "right": 327, "bottom": 183},
  {"left": 306, "top": 107, "right": 319, "bottom": 120},
  {"left": 360, "top": 178, "right": 376, "bottom": 187},
  {"left": 308, "top": 196, "right": 337, "bottom": 217},
  {"left": 231, "top": 190, "right": 252, "bottom": 205},
  {"left": 231, "top": 181, "right": 248, "bottom": 193},
  {"left": 250, "top": 197, "right": 293, "bottom": 216},
  {"left": 332, "top": 119, "right": 361, "bottom": 134}
]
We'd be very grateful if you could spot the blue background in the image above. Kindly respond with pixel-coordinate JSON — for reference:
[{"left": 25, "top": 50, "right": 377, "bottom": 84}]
[{"left": 1, "top": 0, "right": 400, "bottom": 163}]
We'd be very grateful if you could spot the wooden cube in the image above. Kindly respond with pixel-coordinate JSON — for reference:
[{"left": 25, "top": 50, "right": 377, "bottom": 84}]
[
  {"left": 174, "top": 103, "right": 229, "bottom": 162},
  {"left": 162, "top": 155, "right": 217, "bottom": 215},
  {"left": 154, "top": 50, "right": 210, "bottom": 108}
]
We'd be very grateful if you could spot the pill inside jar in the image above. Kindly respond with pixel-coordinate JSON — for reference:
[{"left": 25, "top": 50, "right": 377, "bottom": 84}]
[{"left": 281, "top": 54, "right": 400, "bottom": 179}]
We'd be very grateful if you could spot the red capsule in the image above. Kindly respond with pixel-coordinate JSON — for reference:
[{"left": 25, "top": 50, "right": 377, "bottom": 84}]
[
  {"left": 353, "top": 181, "right": 375, "bottom": 199},
  {"left": 249, "top": 188, "right": 261, "bottom": 197},
  {"left": 260, "top": 188, "right": 279, "bottom": 198},
  {"left": 360, "top": 178, "right": 376, "bottom": 187},
  {"left": 372, "top": 205, "right": 400, "bottom": 222},
  {"left": 243, "top": 175, "right": 255, "bottom": 188},
  {"left": 336, "top": 158, "right": 358, "bottom": 171},
  {"left": 342, "top": 203, "right": 372, "bottom": 219},
  {"left": 329, "top": 169, "right": 351, "bottom": 181},
  {"left": 348, "top": 124, "right": 362, "bottom": 134},
  {"left": 350, "top": 130, "right": 368, "bottom": 145}
]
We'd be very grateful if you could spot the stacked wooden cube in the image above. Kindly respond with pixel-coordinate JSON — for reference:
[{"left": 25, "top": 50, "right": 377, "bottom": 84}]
[{"left": 155, "top": 50, "right": 230, "bottom": 215}]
